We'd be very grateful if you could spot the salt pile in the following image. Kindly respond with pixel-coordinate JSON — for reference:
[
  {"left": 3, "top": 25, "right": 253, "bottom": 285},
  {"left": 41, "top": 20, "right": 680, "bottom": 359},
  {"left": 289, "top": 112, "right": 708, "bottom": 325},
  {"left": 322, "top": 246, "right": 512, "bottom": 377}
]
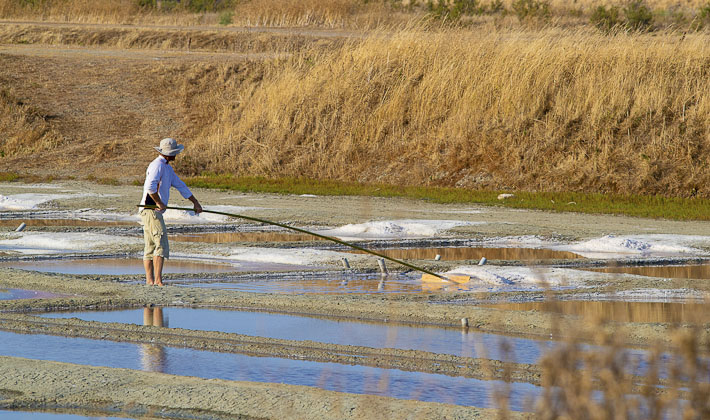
[{"left": 316, "top": 219, "right": 482, "bottom": 240}]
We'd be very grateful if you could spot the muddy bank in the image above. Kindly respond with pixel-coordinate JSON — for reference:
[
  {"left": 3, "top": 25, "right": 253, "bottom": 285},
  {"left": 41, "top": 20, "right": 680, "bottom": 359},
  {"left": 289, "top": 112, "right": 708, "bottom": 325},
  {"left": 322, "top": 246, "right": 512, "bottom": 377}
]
[{"left": 0, "top": 356, "right": 517, "bottom": 420}]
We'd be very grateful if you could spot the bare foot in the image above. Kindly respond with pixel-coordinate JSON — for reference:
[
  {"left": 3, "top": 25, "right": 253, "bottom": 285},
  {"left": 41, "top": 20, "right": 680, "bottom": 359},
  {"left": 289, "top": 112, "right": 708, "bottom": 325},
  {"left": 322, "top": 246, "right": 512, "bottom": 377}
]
[
  {"left": 155, "top": 282, "right": 165, "bottom": 287},
  {"left": 146, "top": 281, "right": 154, "bottom": 286}
]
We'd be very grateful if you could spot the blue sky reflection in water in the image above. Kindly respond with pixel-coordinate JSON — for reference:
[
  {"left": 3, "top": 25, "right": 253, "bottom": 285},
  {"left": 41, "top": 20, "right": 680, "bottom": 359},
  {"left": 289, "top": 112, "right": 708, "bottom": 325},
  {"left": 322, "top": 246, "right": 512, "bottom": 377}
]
[
  {"left": 42, "top": 307, "right": 552, "bottom": 364},
  {"left": 0, "top": 331, "right": 539, "bottom": 411},
  {"left": 0, "top": 410, "right": 122, "bottom": 419},
  {"left": 0, "top": 288, "right": 63, "bottom": 300}
]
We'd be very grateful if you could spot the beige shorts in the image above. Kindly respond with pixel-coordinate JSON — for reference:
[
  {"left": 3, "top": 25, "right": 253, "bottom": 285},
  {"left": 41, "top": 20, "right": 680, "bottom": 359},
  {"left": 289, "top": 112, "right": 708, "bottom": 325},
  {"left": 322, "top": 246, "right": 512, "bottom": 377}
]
[{"left": 141, "top": 209, "right": 169, "bottom": 260}]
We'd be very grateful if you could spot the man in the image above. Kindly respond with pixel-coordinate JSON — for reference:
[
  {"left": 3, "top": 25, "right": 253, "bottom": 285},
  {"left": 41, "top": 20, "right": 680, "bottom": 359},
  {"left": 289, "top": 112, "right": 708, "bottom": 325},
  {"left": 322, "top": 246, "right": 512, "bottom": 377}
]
[{"left": 140, "top": 137, "right": 202, "bottom": 286}]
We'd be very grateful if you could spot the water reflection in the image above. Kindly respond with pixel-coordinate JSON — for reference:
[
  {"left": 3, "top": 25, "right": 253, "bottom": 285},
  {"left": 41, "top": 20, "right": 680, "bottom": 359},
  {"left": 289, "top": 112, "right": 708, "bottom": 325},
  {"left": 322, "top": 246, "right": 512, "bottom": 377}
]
[
  {"left": 140, "top": 307, "right": 166, "bottom": 372},
  {"left": 42, "top": 307, "right": 550, "bottom": 363},
  {"left": 485, "top": 300, "right": 710, "bottom": 324},
  {"left": 0, "top": 410, "right": 124, "bottom": 419},
  {"left": 0, "top": 330, "right": 540, "bottom": 411},
  {"left": 587, "top": 264, "right": 710, "bottom": 280},
  {"left": 0, "top": 288, "right": 63, "bottom": 300},
  {"left": 0, "top": 258, "right": 304, "bottom": 275},
  {"left": 349, "top": 247, "right": 583, "bottom": 261},
  {"left": 178, "top": 274, "right": 531, "bottom": 294},
  {"left": 172, "top": 231, "right": 326, "bottom": 243},
  {"left": 0, "top": 219, "right": 133, "bottom": 227},
  {"left": 179, "top": 276, "right": 427, "bottom": 294},
  {"left": 143, "top": 306, "right": 166, "bottom": 327}
]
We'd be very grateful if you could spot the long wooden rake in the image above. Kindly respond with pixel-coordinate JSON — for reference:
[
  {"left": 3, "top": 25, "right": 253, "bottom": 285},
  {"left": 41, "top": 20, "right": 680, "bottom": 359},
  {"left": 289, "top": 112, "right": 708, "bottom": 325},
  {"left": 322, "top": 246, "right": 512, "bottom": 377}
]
[{"left": 138, "top": 205, "right": 470, "bottom": 283}]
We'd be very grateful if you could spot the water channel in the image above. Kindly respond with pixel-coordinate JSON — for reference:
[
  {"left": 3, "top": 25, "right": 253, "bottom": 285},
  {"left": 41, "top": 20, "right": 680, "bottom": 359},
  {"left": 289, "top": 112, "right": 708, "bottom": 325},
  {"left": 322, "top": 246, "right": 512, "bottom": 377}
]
[
  {"left": 0, "top": 331, "right": 540, "bottom": 411},
  {"left": 0, "top": 258, "right": 312, "bottom": 275},
  {"left": 40, "top": 307, "right": 553, "bottom": 363}
]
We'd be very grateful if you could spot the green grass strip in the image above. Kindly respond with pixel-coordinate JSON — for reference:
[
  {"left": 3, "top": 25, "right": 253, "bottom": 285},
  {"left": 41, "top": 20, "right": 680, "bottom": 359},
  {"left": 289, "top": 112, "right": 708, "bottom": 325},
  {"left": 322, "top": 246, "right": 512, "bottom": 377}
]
[
  {"left": 0, "top": 172, "right": 20, "bottom": 182},
  {"left": 185, "top": 174, "right": 710, "bottom": 221}
]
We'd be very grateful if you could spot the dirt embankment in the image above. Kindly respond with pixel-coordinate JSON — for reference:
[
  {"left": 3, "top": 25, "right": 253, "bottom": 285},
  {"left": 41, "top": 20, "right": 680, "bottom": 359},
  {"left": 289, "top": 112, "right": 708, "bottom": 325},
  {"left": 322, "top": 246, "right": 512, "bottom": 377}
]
[
  {"left": 0, "top": 22, "right": 346, "bottom": 182},
  {"left": 2, "top": 23, "right": 710, "bottom": 196}
]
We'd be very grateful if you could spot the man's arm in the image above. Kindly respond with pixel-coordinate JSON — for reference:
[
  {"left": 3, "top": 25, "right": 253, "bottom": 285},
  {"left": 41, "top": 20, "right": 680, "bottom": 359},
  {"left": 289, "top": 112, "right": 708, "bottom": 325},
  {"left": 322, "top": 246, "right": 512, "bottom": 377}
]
[
  {"left": 188, "top": 195, "right": 202, "bottom": 214},
  {"left": 148, "top": 192, "right": 167, "bottom": 212}
]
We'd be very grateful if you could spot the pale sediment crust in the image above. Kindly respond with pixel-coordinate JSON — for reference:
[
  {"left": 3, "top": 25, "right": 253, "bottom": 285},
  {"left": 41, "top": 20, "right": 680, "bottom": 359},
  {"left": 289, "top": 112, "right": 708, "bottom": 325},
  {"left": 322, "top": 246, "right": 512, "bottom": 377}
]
[{"left": 0, "top": 356, "right": 526, "bottom": 420}]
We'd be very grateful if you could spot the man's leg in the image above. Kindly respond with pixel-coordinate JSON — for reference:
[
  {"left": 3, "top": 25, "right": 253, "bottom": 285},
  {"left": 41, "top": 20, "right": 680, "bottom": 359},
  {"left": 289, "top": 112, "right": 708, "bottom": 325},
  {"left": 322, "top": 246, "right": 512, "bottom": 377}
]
[
  {"left": 141, "top": 209, "right": 157, "bottom": 286},
  {"left": 143, "top": 307, "right": 154, "bottom": 325},
  {"left": 144, "top": 259, "right": 155, "bottom": 285},
  {"left": 153, "top": 307, "right": 164, "bottom": 327},
  {"left": 153, "top": 255, "right": 165, "bottom": 286}
]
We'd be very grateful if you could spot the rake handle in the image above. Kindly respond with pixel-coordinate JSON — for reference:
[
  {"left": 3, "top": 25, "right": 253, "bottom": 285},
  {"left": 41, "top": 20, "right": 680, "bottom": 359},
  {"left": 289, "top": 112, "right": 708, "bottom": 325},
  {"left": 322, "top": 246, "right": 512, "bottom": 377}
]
[{"left": 138, "top": 204, "right": 450, "bottom": 281}]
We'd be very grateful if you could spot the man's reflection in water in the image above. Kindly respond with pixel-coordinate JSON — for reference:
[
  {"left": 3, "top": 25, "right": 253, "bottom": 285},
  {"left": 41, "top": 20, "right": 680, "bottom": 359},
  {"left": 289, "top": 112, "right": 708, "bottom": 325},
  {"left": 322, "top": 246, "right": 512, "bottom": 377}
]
[{"left": 141, "top": 306, "right": 166, "bottom": 372}]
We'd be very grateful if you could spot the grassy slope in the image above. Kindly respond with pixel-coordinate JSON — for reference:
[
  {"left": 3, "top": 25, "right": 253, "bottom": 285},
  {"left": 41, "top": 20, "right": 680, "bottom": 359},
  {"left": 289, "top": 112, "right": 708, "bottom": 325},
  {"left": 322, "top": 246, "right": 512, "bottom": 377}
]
[
  {"left": 1, "top": 2, "right": 710, "bottom": 220},
  {"left": 179, "top": 29, "right": 710, "bottom": 198}
]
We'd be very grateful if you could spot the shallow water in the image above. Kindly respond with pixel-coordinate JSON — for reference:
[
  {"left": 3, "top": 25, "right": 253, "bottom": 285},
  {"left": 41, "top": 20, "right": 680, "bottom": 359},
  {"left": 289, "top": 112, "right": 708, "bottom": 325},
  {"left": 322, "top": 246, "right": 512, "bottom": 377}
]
[
  {"left": 0, "top": 288, "right": 63, "bottom": 300},
  {"left": 0, "top": 331, "right": 540, "bottom": 411},
  {"left": 172, "top": 231, "right": 327, "bottom": 243},
  {"left": 349, "top": 247, "right": 584, "bottom": 261},
  {"left": 0, "top": 219, "right": 134, "bottom": 228},
  {"left": 485, "top": 300, "right": 710, "bottom": 324},
  {"left": 173, "top": 276, "right": 427, "bottom": 294},
  {"left": 0, "top": 410, "right": 121, "bottom": 419},
  {"left": 0, "top": 258, "right": 311, "bottom": 275},
  {"left": 587, "top": 264, "right": 710, "bottom": 280},
  {"left": 172, "top": 275, "right": 493, "bottom": 294},
  {"left": 41, "top": 307, "right": 551, "bottom": 364},
  {"left": 173, "top": 274, "right": 561, "bottom": 294}
]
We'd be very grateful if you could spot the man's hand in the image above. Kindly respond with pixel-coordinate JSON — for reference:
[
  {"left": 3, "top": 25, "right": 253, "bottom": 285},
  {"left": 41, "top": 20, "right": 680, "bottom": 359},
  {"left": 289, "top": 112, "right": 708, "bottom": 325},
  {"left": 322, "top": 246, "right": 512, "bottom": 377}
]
[
  {"left": 189, "top": 195, "right": 202, "bottom": 214},
  {"left": 149, "top": 193, "right": 167, "bottom": 212}
]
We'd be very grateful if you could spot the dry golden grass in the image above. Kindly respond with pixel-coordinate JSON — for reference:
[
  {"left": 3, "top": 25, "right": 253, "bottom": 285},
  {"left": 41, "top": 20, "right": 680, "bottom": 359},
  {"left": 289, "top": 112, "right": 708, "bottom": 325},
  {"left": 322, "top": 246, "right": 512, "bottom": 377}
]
[
  {"left": 1, "top": 0, "right": 708, "bottom": 29},
  {"left": 0, "top": 86, "right": 63, "bottom": 158},
  {"left": 1, "top": 23, "right": 708, "bottom": 197},
  {"left": 0, "top": 23, "right": 344, "bottom": 53},
  {"left": 169, "top": 28, "right": 710, "bottom": 196},
  {"left": 0, "top": 0, "right": 202, "bottom": 25},
  {"left": 231, "top": 0, "right": 407, "bottom": 29},
  {"left": 0, "top": 0, "right": 411, "bottom": 28}
]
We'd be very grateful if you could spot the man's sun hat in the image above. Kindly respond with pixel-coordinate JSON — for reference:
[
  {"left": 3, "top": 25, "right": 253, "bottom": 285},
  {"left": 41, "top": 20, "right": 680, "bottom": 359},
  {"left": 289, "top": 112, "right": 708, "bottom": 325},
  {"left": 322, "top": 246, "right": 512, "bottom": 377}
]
[{"left": 154, "top": 137, "right": 185, "bottom": 156}]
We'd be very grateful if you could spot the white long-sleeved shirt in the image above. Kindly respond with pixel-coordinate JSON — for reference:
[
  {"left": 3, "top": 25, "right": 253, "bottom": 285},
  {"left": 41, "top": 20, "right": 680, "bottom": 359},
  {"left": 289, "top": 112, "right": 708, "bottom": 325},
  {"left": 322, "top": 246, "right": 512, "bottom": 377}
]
[{"left": 140, "top": 156, "right": 192, "bottom": 212}]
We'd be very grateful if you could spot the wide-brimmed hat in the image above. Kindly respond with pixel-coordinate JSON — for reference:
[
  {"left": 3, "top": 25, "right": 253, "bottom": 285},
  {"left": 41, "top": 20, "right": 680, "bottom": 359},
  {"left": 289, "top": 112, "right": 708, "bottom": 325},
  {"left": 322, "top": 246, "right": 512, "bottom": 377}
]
[{"left": 154, "top": 138, "right": 184, "bottom": 156}]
